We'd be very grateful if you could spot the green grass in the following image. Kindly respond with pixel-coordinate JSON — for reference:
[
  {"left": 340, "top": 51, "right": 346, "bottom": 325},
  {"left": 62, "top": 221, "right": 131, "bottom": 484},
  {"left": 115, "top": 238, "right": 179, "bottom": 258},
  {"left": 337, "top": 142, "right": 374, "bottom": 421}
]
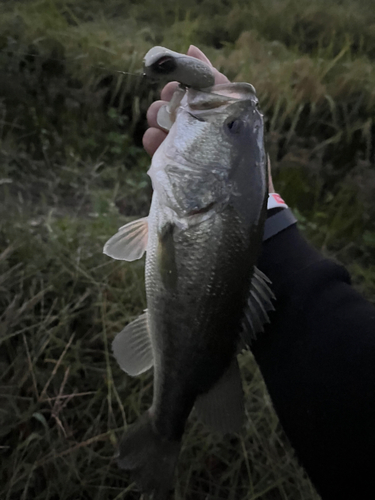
[{"left": 1, "top": 0, "right": 375, "bottom": 498}]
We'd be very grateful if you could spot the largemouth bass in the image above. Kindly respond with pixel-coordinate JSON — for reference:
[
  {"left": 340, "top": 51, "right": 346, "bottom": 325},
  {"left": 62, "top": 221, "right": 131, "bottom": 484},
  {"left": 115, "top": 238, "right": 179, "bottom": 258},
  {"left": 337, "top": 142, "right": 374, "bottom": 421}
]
[{"left": 104, "top": 47, "right": 274, "bottom": 499}]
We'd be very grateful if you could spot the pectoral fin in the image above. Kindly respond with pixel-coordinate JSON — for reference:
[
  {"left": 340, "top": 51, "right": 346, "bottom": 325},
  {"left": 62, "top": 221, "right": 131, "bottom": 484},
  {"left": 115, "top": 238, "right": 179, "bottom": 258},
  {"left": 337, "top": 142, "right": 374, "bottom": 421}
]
[
  {"left": 112, "top": 312, "right": 153, "bottom": 376},
  {"left": 103, "top": 217, "right": 148, "bottom": 261},
  {"left": 194, "top": 358, "right": 244, "bottom": 433},
  {"left": 241, "top": 267, "right": 275, "bottom": 345}
]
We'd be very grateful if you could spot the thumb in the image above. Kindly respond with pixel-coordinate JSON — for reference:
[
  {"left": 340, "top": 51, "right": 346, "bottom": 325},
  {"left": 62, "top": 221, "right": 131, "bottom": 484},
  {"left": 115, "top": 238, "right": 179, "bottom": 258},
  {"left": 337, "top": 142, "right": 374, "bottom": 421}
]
[
  {"left": 187, "top": 44, "right": 229, "bottom": 85},
  {"left": 187, "top": 45, "right": 213, "bottom": 66}
]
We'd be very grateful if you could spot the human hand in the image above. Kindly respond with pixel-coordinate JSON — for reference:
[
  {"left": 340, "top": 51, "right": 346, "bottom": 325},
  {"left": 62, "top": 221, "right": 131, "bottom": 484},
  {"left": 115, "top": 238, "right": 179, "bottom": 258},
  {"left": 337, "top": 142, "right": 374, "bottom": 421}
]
[
  {"left": 142, "top": 45, "right": 228, "bottom": 157},
  {"left": 142, "top": 44, "right": 275, "bottom": 192}
]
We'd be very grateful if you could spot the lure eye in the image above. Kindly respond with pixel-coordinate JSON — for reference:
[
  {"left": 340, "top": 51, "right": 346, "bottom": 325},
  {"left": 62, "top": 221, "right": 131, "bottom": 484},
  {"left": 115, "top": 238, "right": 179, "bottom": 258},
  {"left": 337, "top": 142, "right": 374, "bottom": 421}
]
[
  {"left": 225, "top": 118, "right": 242, "bottom": 135},
  {"left": 153, "top": 56, "right": 177, "bottom": 74}
]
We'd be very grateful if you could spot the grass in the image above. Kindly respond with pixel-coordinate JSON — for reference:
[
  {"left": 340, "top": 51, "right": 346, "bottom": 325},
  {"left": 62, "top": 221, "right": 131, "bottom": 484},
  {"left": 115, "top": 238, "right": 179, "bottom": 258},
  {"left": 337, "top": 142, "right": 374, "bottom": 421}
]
[
  {"left": 0, "top": 200, "right": 317, "bottom": 499},
  {"left": 1, "top": 0, "right": 375, "bottom": 498}
]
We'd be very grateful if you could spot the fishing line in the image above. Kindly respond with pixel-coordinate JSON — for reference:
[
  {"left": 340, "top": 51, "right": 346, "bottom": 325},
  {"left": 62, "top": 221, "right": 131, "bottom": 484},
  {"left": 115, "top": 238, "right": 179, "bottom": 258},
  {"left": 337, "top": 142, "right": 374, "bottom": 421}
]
[
  {"left": 3, "top": 48, "right": 145, "bottom": 78},
  {"left": 115, "top": 70, "right": 144, "bottom": 78},
  {"left": 2, "top": 49, "right": 221, "bottom": 95},
  {"left": 6, "top": 48, "right": 234, "bottom": 93}
]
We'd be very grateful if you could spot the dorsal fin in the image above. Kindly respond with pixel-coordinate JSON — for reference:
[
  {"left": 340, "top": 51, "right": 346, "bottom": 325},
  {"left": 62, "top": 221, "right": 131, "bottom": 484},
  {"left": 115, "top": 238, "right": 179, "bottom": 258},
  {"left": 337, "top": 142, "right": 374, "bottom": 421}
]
[{"left": 241, "top": 267, "right": 275, "bottom": 345}]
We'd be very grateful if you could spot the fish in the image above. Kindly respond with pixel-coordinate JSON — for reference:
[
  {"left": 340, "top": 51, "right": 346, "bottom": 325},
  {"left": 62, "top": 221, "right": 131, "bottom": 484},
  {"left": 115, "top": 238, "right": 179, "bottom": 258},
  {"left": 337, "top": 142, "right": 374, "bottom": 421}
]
[{"left": 103, "top": 47, "right": 274, "bottom": 499}]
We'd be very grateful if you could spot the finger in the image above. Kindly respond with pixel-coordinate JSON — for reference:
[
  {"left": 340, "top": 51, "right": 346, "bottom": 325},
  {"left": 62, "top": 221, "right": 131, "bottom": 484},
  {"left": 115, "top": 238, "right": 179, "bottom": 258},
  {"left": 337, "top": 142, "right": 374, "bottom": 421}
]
[
  {"left": 160, "top": 47, "right": 230, "bottom": 101},
  {"left": 187, "top": 45, "right": 229, "bottom": 85},
  {"left": 160, "top": 70, "right": 228, "bottom": 98},
  {"left": 143, "top": 127, "right": 168, "bottom": 157},
  {"left": 186, "top": 45, "right": 212, "bottom": 66},
  {"left": 147, "top": 100, "right": 167, "bottom": 128},
  {"left": 212, "top": 68, "right": 230, "bottom": 85}
]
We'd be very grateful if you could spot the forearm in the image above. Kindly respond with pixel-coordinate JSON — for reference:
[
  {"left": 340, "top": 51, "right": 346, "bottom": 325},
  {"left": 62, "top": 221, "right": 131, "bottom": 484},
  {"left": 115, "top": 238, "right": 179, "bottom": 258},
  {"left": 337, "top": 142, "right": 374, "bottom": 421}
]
[{"left": 253, "top": 224, "right": 375, "bottom": 499}]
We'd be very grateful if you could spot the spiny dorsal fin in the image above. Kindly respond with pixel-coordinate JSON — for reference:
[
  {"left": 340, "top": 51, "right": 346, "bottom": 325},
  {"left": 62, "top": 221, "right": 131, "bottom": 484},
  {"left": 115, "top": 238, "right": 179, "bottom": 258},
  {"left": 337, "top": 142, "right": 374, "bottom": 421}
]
[
  {"left": 103, "top": 217, "right": 148, "bottom": 261},
  {"left": 241, "top": 267, "right": 275, "bottom": 346},
  {"left": 112, "top": 312, "right": 153, "bottom": 376},
  {"left": 194, "top": 358, "right": 244, "bottom": 433}
]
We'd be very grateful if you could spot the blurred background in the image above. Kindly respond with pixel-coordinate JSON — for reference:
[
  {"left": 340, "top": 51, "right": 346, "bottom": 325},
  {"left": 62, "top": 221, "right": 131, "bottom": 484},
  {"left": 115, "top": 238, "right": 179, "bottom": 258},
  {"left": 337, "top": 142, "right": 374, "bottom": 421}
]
[{"left": 1, "top": 0, "right": 374, "bottom": 498}]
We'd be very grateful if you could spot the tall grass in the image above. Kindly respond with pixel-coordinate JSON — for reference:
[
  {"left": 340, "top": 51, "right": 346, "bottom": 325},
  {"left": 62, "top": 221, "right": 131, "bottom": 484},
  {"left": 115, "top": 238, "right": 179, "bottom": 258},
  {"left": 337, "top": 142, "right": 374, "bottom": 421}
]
[{"left": 1, "top": 0, "right": 374, "bottom": 498}]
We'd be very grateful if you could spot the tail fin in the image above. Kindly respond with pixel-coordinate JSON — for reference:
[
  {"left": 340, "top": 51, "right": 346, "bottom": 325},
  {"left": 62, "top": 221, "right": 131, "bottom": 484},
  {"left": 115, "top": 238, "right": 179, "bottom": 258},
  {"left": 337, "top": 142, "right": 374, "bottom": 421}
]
[{"left": 118, "top": 412, "right": 181, "bottom": 500}]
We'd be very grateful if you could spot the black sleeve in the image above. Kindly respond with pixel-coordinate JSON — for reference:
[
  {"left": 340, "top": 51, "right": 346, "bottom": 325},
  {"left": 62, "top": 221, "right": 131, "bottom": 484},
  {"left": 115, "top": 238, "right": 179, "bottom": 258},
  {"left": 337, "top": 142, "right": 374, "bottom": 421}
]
[{"left": 253, "top": 224, "right": 375, "bottom": 500}]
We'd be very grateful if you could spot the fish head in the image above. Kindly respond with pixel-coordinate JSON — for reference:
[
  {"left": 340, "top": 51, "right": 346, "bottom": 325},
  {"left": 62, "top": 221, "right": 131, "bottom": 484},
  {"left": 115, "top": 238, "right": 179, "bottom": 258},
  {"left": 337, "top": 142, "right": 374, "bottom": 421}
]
[{"left": 149, "top": 83, "right": 267, "bottom": 227}]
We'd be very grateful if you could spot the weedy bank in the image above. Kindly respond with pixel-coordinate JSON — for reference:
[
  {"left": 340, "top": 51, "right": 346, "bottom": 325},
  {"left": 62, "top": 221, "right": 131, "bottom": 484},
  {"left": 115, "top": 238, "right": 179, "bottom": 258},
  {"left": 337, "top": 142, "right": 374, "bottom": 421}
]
[{"left": 1, "top": 0, "right": 374, "bottom": 499}]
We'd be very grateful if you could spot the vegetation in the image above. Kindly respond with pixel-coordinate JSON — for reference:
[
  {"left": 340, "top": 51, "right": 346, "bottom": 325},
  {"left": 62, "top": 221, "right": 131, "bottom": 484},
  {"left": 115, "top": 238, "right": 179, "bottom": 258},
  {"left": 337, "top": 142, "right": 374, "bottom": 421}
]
[{"left": 1, "top": 0, "right": 374, "bottom": 498}]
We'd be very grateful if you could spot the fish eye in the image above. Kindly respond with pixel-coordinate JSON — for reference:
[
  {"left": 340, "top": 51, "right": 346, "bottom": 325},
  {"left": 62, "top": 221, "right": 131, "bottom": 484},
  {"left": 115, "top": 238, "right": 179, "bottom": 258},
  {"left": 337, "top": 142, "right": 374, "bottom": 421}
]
[
  {"left": 152, "top": 56, "right": 177, "bottom": 74},
  {"left": 225, "top": 118, "right": 242, "bottom": 135}
]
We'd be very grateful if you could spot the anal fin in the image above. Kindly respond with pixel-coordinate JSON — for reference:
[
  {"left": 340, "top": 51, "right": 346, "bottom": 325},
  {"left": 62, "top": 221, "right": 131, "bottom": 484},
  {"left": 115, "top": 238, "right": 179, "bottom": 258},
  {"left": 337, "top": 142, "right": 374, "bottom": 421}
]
[
  {"left": 112, "top": 312, "right": 153, "bottom": 376},
  {"left": 194, "top": 358, "right": 244, "bottom": 433}
]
